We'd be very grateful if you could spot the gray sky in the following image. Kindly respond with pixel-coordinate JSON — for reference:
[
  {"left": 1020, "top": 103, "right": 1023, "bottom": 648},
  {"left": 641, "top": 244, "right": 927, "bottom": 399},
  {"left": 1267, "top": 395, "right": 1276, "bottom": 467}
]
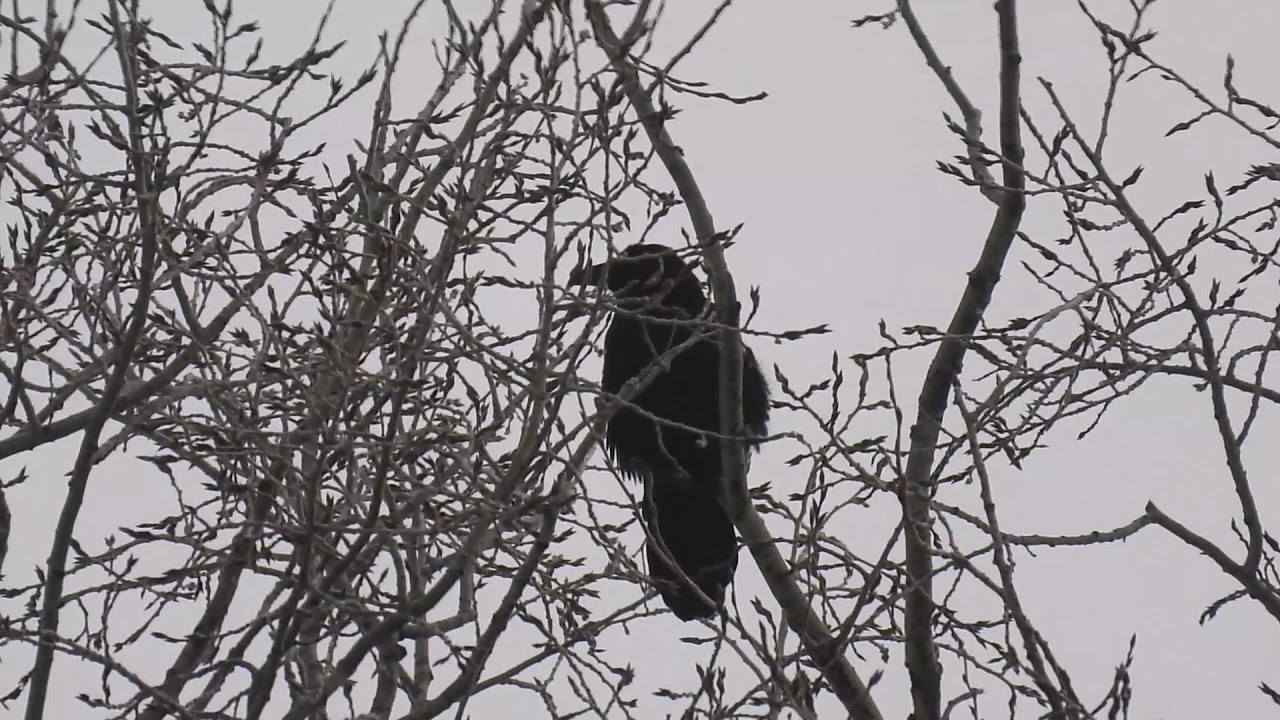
[{"left": 5, "top": 1, "right": 1279, "bottom": 717}]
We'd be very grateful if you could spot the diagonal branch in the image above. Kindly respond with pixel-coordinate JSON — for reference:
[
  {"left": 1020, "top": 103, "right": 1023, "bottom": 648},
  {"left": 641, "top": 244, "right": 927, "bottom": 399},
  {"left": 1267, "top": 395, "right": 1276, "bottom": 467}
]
[
  {"left": 897, "top": 2, "right": 1025, "bottom": 718},
  {"left": 587, "top": 3, "right": 885, "bottom": 719},
  {"left": 896, "top": 0, "right": 999, "bottom": 200},
  {"left": 1040, "top": 79, "right": 1264, "bottom": 572},
  {"left": 955, "top": 387, "right": 1080, "bottom": 717}
]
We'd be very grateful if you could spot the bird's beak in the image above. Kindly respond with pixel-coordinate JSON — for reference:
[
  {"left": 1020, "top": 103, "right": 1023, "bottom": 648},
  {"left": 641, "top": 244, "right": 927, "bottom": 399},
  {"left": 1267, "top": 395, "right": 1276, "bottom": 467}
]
[{"left": 569, "top": 260, "right": 606, "bottom": 287}]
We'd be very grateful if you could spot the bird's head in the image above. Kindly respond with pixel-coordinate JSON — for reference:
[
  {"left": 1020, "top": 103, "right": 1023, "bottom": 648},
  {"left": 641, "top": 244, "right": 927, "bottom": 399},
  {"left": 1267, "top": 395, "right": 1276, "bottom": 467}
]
[{"left": 570, "top": 243, "right": 705, "bottom": 311}]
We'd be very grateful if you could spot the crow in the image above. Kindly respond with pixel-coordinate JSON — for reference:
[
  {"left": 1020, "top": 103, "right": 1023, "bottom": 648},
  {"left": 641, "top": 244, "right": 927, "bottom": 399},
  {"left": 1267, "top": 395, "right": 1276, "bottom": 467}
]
[{"left": 572, "top": 243, "right": 770, "bottom": 620}]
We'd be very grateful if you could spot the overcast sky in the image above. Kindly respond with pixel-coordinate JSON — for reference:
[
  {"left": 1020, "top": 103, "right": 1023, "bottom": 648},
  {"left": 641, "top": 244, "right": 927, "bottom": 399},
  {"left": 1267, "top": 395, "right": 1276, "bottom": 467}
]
[{"left": 6, "top": 1, "right": 1280, "bottom": 718}]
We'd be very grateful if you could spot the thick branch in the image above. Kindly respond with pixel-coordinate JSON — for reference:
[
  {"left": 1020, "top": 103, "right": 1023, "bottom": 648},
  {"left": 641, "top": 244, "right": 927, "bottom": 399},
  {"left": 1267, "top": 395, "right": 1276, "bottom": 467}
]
[
  {"left": 1144, "top": 503, "right": 1280, "bottom": 623},
  {"left": 587, "top": 4, "right": 884, "bottom": 719},
  {"left": 897, "top": 3, "right": 1024, "bottom": 719}
]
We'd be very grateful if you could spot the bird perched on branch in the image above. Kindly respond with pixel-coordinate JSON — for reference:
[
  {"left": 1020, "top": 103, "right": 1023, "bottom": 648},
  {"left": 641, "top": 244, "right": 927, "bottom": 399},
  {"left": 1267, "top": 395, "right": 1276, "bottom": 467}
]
[{"left": 572, "top": 243, "right": 770, "bottom": 621}]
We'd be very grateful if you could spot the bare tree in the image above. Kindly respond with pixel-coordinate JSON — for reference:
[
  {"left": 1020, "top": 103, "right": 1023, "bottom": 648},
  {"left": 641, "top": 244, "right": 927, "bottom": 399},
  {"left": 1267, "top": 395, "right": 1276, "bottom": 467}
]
[{"left": 0, "top": 0, "right": 1276, "bottom": 718}]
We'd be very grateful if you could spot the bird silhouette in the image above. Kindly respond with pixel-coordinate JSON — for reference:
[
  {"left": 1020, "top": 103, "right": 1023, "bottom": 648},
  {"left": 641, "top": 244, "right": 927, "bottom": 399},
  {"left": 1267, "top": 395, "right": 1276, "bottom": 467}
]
[{"left": 573, "top": 243, "right": 770, "bottom": 620}]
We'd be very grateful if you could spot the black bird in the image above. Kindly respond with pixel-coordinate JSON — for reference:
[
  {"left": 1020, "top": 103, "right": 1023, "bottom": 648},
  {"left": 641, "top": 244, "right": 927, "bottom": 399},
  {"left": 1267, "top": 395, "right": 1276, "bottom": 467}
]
[{"left": 572, "top": 243, "right": 770, "bottom": 620}]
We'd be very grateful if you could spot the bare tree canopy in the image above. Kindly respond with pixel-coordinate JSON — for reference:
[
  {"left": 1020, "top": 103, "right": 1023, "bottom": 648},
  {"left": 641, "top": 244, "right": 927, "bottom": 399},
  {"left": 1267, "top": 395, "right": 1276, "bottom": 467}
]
[{"left": 0, "top": 1, "right": 1277, "bottom": 718}]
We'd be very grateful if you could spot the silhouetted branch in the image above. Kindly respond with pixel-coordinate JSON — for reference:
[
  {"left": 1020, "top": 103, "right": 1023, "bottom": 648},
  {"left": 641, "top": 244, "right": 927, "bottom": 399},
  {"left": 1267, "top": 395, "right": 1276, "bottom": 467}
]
[
  {"left": 955, "top": 387, "right": 1079, "bottom": 717},
  {"left": 896, "top": 0, "right": 998, "bottom": 199},
  {"left": 587, "top": 3, "right": 886, "bottom": 719},
  {"left": 897, "top": 2, "right": 1025, "bottom": 718},
  {"left": 1041, "top": 79, "right": 1264, "bottom": 572},
  {"left": 25, "top": 4, "right": 162, "bottom": 716}
]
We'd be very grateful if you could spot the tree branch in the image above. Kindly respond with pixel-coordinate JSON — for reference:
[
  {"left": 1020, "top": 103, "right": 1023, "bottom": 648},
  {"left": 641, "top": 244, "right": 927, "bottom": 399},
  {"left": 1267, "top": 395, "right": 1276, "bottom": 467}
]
[
  {"left": 25, "top": 5, "right": 161, "bottom": 717},
  {"left": 587, "top": 3, "right": 885, "bottom": 718},
  {"left": 1041, "top": 79, "right": 1264, "bottom": 571},
  {"left": 897, "top": 2, "right": 1024, "bottom": 718}
]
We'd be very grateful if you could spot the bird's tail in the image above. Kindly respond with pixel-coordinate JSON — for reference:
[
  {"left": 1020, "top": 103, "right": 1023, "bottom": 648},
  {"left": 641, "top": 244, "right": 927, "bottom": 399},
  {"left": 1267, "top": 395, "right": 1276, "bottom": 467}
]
[{"left": 642, "top": 478, "right": 738, "bottom": 621}]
